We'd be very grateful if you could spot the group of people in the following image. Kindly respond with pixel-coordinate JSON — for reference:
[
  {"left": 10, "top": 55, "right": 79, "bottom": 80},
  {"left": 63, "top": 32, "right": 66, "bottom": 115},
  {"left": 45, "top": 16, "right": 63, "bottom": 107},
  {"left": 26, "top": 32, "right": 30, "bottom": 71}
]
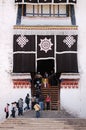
[
  {"left": 34, "top": 71, "right": 58, "bottom": 92},
  {"left": 4, "top": 93, "right": 30, "bottom": 119},
  {"left": 4, "top": 93, "right": 51, "bottom": 119},
  {"left": 32, "top": 93, "right": 51, "bottom": 118}
]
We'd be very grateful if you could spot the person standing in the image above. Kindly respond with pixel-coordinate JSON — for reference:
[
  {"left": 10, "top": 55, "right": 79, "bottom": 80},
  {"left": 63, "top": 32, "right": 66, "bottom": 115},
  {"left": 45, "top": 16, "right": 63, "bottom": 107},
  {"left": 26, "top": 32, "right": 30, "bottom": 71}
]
[
  {"left": 45, "top": 94, "right": 51, "bottom": 110},
  {"left": 34, "top": 102, "right": 40, "bottom": 118},
  {"left": 4, "top": 103, "right": 10, "bottom": 119},
  {"left": 39, "top": 94, "right": 44, "bottom": 110},
  {"left": 18, "top": 98, "right": 23, "bottom": 116},
  {"left": 31, "top": 96, "right": 36, "bottom": 110},
  {"left": 11, "top": 102, "right": 17, "bottom": 118},
  {"left": 24, "top": 93, "right": 30, "bottom": 110}
]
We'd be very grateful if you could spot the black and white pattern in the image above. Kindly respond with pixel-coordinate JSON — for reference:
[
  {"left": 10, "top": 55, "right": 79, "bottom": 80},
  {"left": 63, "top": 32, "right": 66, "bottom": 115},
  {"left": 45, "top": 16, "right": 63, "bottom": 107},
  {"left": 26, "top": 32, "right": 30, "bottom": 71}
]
[
  {"left": 16, "top": 35, "right": 29, "bottom": 48},
  {"left": 37, "top": 35, "right": 54, "bottom": 59},
  {"left": 13, "top": 35, "right": 35, "bottom": 52},
  {"left": 39, "top": 37, "right": 53, "bottom": 53},
  {"left": 13, "top": 34, "right": 78, "bottom": 73},
  {"left": 56, "top": 35, "right": 78, "bottom": 73},
  {"left": 13, "top": 35, "right": 35, "bottom": 73},
  {"left": 63, "top": 35, "right": 76, "bottom": 48},
  {"left": 56, "top": 35, "right": 77, "bottom": 52}
]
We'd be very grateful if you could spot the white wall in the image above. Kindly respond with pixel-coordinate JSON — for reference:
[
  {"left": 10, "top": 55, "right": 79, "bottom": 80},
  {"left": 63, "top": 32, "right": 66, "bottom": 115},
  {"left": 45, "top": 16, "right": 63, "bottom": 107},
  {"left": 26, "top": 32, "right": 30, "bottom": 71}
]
[
  {"left": 61, "top": 1, "right": 86, "bottom": 118},
  {"left": 0, "top": 0, "right": 31, "bottom": 121}
]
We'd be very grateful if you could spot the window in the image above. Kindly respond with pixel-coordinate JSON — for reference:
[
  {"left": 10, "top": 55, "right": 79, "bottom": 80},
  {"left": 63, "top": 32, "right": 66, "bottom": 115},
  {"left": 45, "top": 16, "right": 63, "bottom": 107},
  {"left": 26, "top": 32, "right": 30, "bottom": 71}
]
[{"left": 25, "top": 5, "right": 69, "bottom": 17}]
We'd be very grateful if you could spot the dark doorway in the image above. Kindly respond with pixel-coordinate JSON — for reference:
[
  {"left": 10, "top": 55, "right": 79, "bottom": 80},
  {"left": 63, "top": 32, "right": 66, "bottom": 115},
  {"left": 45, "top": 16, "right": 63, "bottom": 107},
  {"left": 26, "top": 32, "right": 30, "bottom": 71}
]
[{"left": 37, "top": 59, "right": 54, "bottom": 76}]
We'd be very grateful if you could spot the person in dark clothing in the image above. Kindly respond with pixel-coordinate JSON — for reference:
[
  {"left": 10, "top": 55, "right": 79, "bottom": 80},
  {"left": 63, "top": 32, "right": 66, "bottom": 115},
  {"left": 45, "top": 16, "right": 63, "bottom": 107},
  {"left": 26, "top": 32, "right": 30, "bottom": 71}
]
[
  {"left": 34, "top": 72, "right": 42, "bottom": 90},
  {"left": 11, "top": 102, "right": 16, "bottom": 118},
  {"left": 31, "top": 96, "right": 36, "bottom": 110},
  {"left": 24, "top": 93, "right": 30, "bottom": 110},
  {"left": 39, "top": 94, "right": 44, "bottom": 110}
]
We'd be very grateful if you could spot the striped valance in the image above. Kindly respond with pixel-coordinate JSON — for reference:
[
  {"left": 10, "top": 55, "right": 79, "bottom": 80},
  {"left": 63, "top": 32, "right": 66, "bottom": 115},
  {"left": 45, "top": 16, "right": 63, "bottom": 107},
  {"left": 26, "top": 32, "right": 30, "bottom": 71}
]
[{"left": 15, "top": 0, "right": 77, "bottom": 4}]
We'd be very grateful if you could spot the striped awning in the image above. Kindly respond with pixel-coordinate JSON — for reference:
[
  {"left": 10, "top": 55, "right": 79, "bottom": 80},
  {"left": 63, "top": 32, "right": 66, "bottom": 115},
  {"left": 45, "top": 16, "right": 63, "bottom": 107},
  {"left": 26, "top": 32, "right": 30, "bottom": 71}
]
[{"left": 15, "top": 0, "right": 77, "bottom": 4}]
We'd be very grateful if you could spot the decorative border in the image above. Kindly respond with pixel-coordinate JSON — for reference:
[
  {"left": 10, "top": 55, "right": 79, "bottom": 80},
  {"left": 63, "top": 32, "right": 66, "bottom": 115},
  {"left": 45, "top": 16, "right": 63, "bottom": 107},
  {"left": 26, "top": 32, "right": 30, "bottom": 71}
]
[
  {"left": 13, "top": 80, "right": 31, "bottom": 88},
  {"left": 13, "top": 25, "right": 78, "bottom": 30},
  {"left": 60, "top": 80, "right": 79, "bottom": 89}
]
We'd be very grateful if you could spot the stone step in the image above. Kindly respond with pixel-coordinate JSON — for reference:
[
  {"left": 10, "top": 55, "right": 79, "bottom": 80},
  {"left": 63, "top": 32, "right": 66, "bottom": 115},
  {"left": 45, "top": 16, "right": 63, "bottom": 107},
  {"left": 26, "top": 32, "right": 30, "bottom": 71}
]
[
  {"left": 1, "top": 118, "right": 86, "bottom": 130},
  {"left": 0, "top": 118, "right": 74, "bottom": 130},
  {"left": 1, "top": 110, "right": 86, "bottom": 130}
]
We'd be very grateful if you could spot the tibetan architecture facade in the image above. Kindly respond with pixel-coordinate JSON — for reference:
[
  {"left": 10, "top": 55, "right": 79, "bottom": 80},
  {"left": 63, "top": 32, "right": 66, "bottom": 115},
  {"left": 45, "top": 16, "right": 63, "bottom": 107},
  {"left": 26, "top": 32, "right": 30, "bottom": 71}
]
[{"left": 0, "top": 0, "right": 86, "bottom": 120}]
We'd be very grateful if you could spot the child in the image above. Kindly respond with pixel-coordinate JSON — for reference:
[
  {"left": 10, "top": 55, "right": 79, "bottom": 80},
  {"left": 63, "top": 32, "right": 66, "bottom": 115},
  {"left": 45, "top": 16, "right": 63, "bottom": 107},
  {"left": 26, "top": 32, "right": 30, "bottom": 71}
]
[
  {"left": 34, "top": 102, "right": 40, "bottom": 118},
  {"left": 11, "top": 102, "right": 16, "bottom": 118},
  {"left": 45, "top": 94, "right": 51, "bottom": 110},
  {"left": 4, "top": 103, "right": 10, "bottom": 119}
]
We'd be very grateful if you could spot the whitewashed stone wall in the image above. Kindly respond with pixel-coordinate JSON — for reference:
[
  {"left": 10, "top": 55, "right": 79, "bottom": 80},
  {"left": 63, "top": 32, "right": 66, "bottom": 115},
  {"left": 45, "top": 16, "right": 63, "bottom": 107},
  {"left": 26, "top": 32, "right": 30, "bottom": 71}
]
[
  {"left": 60, "top": 1, "right": 86, "bottom": 118},
  {"left": 0, "top": 0, "right": 31, "bottom": 121}
]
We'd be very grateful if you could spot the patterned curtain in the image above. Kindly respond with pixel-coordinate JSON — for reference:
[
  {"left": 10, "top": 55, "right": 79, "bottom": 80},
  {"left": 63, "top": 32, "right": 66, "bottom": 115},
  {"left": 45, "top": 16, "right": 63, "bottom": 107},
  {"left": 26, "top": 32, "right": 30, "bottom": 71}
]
[
  {"left": 13, "top": 35, "right": 35, "bottom": 52},
  {"left": 13, "top": 35, "right": 35, "bottom": 73},
  {"left": 13, "top": 34, "right": 78, "bottom": 73},
  {"left": 37, "top": 35, "right": 54, "bottom": 59},
  {"left": 56, "top": 35, "right": 78, "bottom": 73}
]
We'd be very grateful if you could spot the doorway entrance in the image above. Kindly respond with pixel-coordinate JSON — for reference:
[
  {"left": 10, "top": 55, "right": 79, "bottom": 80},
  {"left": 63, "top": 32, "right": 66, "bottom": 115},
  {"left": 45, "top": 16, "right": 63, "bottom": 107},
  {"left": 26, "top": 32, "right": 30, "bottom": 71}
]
[{"left": 37, "top": 59, "right": 54, "bottom": 76}]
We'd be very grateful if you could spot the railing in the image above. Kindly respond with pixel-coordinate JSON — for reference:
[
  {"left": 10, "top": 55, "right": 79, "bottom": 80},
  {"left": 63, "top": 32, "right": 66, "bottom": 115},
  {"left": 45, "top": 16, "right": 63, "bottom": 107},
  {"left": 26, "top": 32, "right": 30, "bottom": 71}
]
[{"left": 15, "top": 0, "right": 77, "bottom": 4}]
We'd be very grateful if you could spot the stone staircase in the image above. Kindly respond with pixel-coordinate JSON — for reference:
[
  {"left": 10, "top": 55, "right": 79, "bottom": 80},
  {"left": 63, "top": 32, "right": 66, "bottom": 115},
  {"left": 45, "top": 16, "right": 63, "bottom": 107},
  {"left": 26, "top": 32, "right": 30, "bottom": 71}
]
[
  {"left": 41, "top": 86, "right": 59, "bottom": 110},
  {"left": 31, "top": 82, "right": 59, "bottom": 110},
  {"left": 0, "top": 117, "right": 86, "bottom": 130}
]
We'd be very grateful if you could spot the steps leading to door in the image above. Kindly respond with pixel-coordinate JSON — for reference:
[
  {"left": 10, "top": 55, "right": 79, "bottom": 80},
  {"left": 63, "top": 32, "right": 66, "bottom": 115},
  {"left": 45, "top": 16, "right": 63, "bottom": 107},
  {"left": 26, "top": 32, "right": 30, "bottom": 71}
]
[
  {"left": 1, "top": 117, "right": 86, "bottom": 130},
  {"left": 41, "top": 86, "right": 59, "bottom": 110}
]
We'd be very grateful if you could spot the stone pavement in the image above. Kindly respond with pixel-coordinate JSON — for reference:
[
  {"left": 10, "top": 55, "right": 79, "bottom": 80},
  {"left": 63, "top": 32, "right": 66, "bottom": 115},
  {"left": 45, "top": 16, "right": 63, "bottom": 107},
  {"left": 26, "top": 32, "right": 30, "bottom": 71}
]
[
  {"left": 0, "top": 110, "right": 86, "bottom": 130},
  {"left": 21, "top": 109, "right": 75, "bottom": 118}
]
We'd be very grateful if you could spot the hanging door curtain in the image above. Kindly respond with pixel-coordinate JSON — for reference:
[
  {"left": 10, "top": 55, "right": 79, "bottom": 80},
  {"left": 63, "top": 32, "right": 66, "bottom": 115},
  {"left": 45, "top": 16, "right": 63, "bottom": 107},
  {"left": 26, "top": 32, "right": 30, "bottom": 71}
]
[
  {"left": 37, "top": 35, "right": 54, "bottom": 59},
  {"left": 13, "top": 34, "right": 78, "bottom": 73},
  {"left": 13, "top": 35, "right": 35, "bottom": 73},
  {"left": 15, "top": 0, "right": 77, "bottom": 4},
  {"left": 56, "top": 35, "right": 78, "bottom": 73}
]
